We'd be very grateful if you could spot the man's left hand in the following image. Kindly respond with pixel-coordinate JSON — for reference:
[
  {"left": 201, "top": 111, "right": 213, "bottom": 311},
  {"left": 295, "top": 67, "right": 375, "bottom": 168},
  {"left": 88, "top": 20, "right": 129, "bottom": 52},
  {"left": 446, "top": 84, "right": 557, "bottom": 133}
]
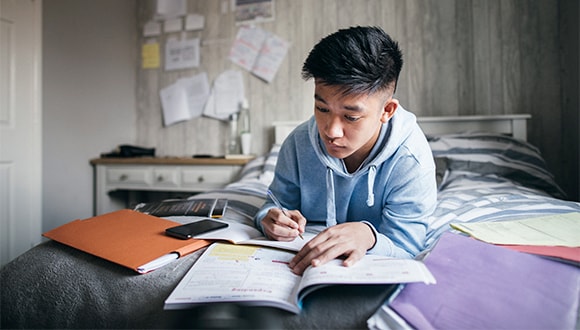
[{"left": 288, "top": 222, "right": 376, "bottom": 275}]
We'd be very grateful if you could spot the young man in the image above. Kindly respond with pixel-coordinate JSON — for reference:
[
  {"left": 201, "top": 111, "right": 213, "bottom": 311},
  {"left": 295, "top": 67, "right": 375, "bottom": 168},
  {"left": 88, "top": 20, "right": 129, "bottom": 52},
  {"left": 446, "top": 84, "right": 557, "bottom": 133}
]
[{"left": 254, "top": 26, "right": 437, "bottom": 275}]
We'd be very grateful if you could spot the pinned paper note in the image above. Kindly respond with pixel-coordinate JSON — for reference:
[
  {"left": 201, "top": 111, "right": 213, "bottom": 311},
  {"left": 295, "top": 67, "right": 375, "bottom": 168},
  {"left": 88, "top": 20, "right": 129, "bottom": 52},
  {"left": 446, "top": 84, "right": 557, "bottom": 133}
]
[
  {"left": 185, "top": 13, "right": 205, "bottom": 31},
  {"left": 229, "top": 26, "right": 289, "bottom": 83},
  {"left": 252, "top": 33, "right": 290, "bottom": 82},
  {"left": 203, "top": 70, "right": 245, "bottom": 120},
  {"left": 179, "top": 73, "right": 211, "bottom": 118},
  {"left": 229, "top": 25, "right": 268, "bottom": 71},
  {"left": 160, "top": 83, "right": 190, "bottom": 126},
  {"left": 143, "top": 20, "right": 161, "bottom": 37},
  {"left": 156, "top": 0, "right": 187, "bottom": 19},
  {"left": 160, "top": 72, "right": 210, "bottom": 126},
  {"left": 165, "top": 37, "right": 200, "bottom": 71},
  {"left": 163, "top": 17, "right": 182, "bottom": 33},
  {"left": 234, "top": 0, "right": 274, "bottom": 25},
  {"left": 142, "top": 43, "right": 160, "bottom": 69}
]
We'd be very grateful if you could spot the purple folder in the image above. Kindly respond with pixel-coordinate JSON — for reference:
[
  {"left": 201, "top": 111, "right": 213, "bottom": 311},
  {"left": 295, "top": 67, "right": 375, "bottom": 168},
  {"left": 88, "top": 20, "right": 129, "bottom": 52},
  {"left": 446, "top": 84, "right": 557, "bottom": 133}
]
[{"left": 389, "top": 232, "right": 580, "bottom": 330}]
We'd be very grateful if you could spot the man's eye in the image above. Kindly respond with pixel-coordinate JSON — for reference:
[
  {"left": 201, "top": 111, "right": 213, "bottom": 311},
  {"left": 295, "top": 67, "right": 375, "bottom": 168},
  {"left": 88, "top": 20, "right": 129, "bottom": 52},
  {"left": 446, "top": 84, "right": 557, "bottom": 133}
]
[
  {"left": 345, "top": 115, "right": 360, "bottom": 122},
  {"left": 316, "top": 106, "right": 329, "bottom": 113}
]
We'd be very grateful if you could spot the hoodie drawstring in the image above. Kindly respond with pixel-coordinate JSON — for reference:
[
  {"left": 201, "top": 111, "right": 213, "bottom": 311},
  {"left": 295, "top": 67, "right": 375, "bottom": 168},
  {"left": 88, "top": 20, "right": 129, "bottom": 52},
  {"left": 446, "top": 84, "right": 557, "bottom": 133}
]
[
  {"left": 367, "top": 165, "right": 376, "bottom": 207},
  {"left": 325, "top": 167, "right": 337, "bottom": 226},
  {"left": 325, "top": 165, "right": 376, "bottom": 226}
]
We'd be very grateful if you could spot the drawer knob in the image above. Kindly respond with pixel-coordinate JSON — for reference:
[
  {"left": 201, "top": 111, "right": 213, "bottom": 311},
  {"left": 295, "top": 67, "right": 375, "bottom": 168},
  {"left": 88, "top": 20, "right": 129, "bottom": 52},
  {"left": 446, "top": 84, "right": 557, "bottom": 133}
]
[
  {"left": 197, "top": 176, "right": 204, "bottom": 183},
  {"left": 157, "top": 175, "right": 164, "bottom": 182},
  {"left": 119, "top": 174, "right": 128, "bottom": 181}
]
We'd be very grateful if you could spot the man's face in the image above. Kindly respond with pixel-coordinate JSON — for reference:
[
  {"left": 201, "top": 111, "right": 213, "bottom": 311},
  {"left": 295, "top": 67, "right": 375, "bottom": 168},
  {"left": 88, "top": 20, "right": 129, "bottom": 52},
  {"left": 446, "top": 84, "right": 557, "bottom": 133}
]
[{"left": 313, "top": 82, "right": 397, "bottom": 168}]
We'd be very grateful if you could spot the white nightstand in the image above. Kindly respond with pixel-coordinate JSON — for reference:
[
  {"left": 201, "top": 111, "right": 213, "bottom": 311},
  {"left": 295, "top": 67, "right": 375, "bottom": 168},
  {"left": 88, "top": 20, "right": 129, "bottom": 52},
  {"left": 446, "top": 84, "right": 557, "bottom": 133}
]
[{"left": 90, "top": 157, "right": 250, "bottom": 215}]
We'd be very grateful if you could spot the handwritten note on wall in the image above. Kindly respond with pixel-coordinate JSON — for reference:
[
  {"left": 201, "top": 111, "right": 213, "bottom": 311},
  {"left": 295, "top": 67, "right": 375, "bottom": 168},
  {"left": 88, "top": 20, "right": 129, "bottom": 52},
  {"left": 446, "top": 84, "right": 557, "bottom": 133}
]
[
  {"left": 160, "top": 72, "right": 210, "bottom": 126},
  {"left": 229, "top": 25, "right": 289, "bottom": 83},
  {"left": 165, "top": 37, "right": 200, "bottom": 71},
  {"left": 203, "top": 70, "right": 245, "bottom": 121}
]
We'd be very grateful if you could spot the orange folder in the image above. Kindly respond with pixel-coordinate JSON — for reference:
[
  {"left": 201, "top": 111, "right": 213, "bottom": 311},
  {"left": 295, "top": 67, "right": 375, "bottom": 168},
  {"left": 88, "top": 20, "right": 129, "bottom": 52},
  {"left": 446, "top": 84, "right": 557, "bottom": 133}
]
[{"left": 43, "top": 209, "right": 211, "bottom": 274}]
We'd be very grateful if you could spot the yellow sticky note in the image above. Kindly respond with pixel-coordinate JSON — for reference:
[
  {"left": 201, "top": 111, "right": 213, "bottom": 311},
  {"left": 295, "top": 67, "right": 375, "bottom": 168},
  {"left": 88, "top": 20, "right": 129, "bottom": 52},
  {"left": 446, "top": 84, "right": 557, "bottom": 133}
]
[
  {"left": 209, "top": 243, "right": 258, "bottom": 261},
  {"left": 141, "top": 43, "right": 160, "bottom": 69}
]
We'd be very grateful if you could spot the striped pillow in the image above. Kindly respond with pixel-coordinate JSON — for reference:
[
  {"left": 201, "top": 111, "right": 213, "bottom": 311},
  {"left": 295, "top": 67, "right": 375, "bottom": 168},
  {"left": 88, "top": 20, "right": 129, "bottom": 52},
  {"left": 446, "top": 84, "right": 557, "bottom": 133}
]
[
  {"left": 258, "top": 144, "right": 280, "bottom": 185},
  {"left": 236, "top": 155, "right": 266, "bottom": 181},
  {"left": 263, "top": 144, "right": 281, "bottom": 174},
  {"left": 428, "top": 133, "right": 566, "bottom": 199},
  {"left": 236, "top": 143, "right": 281, "bottom": 181}
]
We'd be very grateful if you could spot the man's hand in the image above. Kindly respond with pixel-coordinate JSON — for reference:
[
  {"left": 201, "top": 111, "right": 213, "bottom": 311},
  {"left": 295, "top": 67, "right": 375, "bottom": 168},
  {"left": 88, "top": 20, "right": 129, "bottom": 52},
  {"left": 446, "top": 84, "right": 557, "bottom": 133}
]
[
  {"left": 261, "top": 208, "right": 307, "bottom": 242},
  {"left": 288, "top": 222, "right": 376, "bottom": 275}
]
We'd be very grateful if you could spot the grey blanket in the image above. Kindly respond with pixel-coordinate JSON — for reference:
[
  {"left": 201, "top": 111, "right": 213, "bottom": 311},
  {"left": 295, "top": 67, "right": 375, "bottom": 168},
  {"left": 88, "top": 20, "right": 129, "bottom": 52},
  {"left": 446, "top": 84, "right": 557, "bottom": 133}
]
[{"left": 1, "top": 240, "right": 394, "bottom": 329}]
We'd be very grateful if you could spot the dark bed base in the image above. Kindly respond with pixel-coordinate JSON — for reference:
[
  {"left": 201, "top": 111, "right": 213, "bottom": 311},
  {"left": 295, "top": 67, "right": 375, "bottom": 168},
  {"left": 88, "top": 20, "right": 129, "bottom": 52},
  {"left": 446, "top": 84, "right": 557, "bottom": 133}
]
[{"left": 1, "top": 240, "right": 395, "bottom": 329}]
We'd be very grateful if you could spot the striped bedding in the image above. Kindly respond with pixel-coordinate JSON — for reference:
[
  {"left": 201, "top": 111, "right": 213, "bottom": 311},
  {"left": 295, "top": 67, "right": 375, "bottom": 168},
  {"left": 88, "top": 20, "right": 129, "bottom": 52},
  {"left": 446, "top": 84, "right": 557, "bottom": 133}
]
[
  {"left": 424, "top": 170, "right": 580, "bottom": 248},
  {"left": 224, "top": 144, "right": 280, "bottom": 197},
  {"left": 223, "top": 133, "right": 580, "bottom": 250},
  {"left": 425, "top": 132, "right": 580, "bottom": 247}
]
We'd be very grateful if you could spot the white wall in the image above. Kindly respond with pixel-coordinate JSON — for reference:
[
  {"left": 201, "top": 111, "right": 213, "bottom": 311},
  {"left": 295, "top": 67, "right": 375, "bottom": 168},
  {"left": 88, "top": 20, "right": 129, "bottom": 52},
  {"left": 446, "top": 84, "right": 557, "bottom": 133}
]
[{"left": 42, "top": 0, "right": 137, "bottom": 231}]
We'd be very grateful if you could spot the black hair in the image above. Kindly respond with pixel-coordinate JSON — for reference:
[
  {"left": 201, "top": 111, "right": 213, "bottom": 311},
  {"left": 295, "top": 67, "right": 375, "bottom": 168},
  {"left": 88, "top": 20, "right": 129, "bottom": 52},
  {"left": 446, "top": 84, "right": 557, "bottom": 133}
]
[{"left": 302, "top": 26, "right": 403, "bottom": 96}]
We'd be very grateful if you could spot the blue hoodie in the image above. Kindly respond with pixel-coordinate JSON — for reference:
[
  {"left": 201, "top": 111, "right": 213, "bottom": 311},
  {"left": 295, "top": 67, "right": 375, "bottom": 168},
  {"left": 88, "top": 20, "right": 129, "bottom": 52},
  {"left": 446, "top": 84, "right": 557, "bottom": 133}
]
[{"left": 255, "top": 107, "right": 437, "bottom": 258}]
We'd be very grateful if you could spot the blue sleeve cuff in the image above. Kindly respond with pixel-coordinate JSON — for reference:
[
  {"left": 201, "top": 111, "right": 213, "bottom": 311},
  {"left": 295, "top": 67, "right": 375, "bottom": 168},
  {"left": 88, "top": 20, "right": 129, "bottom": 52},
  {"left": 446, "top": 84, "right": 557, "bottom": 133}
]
[
  {"left": 253, "top": 205, "right": 275, "bottom": 234},
  {"left": 362, "top": 221, "right": 414, "bottom": 259}
]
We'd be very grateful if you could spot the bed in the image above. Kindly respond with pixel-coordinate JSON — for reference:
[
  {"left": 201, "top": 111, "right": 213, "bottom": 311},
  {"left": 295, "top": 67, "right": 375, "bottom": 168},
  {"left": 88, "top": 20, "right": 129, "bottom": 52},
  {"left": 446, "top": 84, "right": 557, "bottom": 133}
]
[{"left": 2, "top": 114, "right": 579, "bottom": 329}]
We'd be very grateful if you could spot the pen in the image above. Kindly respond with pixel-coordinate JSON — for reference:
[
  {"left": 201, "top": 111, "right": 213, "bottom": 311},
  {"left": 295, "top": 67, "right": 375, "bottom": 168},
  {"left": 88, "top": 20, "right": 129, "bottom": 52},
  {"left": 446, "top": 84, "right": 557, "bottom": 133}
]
[{"left": 267, "top": 189, "right": 303, "bottom": 240}]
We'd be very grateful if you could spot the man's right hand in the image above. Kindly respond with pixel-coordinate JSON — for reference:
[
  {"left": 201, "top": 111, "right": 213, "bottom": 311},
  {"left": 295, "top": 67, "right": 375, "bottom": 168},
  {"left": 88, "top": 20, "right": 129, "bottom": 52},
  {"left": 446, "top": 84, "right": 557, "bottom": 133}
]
[{"left": 261, "top": 208, "right": 306, "bottom": 242}]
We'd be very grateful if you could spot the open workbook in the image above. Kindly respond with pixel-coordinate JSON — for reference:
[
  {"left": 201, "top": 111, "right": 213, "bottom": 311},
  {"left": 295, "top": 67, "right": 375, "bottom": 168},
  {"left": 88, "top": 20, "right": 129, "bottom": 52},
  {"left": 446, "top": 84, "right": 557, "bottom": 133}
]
[
  {"left": 164, "top": 243, "right": 436, "bottom": 314},
  {"left": 133, "top": 198, "right": 312, "bottom": 251},
  {"left": 192, "top": 221, "right": 323, "bottom": 252}
]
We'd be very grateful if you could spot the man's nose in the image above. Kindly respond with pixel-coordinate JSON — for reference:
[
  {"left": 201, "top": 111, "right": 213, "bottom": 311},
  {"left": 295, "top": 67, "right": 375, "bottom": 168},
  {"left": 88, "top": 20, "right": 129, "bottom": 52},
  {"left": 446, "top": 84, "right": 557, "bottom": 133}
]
[{"left": 325, "top": 116, "right": 344, "bottom": 139}]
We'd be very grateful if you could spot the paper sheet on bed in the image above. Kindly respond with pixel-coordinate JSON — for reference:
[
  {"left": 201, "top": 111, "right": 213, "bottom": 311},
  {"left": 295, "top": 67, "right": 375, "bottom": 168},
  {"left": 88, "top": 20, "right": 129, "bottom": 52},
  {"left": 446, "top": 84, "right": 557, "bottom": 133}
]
[{"left": 450, "top": 212, "right": 580, "bottom": 247}]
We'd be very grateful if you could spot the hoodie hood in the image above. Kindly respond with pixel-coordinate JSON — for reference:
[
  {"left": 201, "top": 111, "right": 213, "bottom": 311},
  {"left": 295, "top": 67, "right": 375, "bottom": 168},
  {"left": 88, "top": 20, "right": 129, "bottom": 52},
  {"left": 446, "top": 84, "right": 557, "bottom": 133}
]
[{"left": 307, "top": 107, "right": 418, "bottom": 226}]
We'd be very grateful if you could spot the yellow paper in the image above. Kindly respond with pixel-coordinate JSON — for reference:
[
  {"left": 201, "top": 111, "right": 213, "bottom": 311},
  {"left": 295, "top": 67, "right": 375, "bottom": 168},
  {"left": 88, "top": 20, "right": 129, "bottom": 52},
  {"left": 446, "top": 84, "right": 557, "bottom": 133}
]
[
  {"left": 451, "top": 212, "right": 580, "bottom": 247},
  {"left": 209, "top": 243, "right": 258, "bottom": 261},
  {"left": 141, "top": 43, "right": 160, "bottom": 69}
]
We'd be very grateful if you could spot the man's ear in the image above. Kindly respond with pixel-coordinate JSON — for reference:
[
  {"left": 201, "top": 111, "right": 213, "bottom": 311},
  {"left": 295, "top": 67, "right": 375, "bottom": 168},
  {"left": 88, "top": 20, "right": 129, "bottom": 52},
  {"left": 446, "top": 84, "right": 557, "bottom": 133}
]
[{"left": 380, "top": 98, "right": 399, "bottom": 123}]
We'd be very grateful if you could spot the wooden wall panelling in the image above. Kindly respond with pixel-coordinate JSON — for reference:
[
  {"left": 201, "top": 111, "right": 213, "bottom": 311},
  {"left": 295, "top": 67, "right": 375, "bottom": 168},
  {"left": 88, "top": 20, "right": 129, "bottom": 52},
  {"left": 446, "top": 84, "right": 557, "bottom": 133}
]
[
  {"left": 400, "top": 0, "right": 426, "bottom": 115},
  {"left": 519, "top": 1, "right": 563, "bottom": 190},
  {"left": 454, "top": 0, "right": 475, "bottom": 115},
  {"left": 431, "top": 0, "right": 459, "bottom": 116},
  {"left": 198, "top": 0, "right": 237, "bottom": 156},
  {"left": 558, "top": 0, "right": 579, "bottom": 201},
  {"left": 472, "top": 0, "right": 496, "bottom": 116},
  {"left": 134, "top": 0, "right": 575, "bottom": 199},
  {"left": 498, "top": 0, "right": 521, "bottom": 118},
  {"left": 474, "top": 0, "right": 502, "bottom": 115},
  {"left": 382, "top": 1, "right": 410, "bottom": 109}
]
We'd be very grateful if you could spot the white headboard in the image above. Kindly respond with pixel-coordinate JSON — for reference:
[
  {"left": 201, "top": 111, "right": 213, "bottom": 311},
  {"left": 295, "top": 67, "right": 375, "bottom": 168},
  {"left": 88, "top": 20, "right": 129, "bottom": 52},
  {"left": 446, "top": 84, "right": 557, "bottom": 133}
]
[
  {"left": 273, "top": 121, "right": 304, "bottom": 144},
  {"left": 273, "top": 114, "right": 531, "bottom": 144},
  {"left": 417, "top": 114, "right": 531, "bottom": 141}
]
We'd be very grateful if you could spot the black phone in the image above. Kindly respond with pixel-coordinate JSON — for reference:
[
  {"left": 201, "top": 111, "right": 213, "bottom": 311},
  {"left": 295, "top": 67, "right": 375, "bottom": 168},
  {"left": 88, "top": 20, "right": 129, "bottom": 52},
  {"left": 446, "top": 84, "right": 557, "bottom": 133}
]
[{"left": 165, "top": 219, "right": 228, "bottom": 240}]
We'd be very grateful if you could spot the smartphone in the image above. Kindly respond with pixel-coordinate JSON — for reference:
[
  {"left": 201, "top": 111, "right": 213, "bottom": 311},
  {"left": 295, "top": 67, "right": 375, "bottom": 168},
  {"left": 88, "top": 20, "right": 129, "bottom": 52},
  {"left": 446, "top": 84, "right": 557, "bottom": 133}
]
[{"left": 165, "top": 219, "right": 228, "bottom": 240}]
